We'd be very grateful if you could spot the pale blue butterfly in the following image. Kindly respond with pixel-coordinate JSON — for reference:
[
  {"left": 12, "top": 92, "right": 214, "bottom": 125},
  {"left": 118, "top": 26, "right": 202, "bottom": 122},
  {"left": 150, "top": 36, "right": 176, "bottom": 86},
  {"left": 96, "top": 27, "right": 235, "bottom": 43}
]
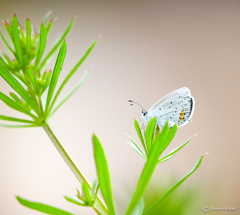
[{"left": 129, "top": 87, "right": 195, "bottom": 128}]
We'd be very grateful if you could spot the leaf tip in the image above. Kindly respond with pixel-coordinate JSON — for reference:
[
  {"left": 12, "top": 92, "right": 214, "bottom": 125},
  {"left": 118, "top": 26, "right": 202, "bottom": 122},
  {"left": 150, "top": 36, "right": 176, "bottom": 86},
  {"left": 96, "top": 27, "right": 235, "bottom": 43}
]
[
  {"left": 96, "top": 34, "right": 102, "bottom": 41},
  {"left": 45, "top": 10, "right": 52, "bottom": 17},
  {"left": 51, "top": 17, "right": 58, "bottom": 22},
  {"left": 2, "top": 20, "right": 7, "bottom": 25},
  {"left": 72, "top": 15, "right": 78, "bottom": 21},
  {"left": 92, "top": 133, "right": 97, "bottom": 142}
]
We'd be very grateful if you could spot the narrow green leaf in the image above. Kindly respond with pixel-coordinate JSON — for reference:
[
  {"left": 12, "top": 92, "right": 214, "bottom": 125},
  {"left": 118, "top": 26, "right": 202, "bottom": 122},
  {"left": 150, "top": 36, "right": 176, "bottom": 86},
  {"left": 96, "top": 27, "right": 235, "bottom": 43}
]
[
  {"left": 39, "top": 19, "right": 74, "bottom": 70},
  {"left": 0, "top": 29, "right": 14, "bottom": 54},
  {"left": 142, "top": 155, "right": 206, "bottom": 215},
  {"left": 126, "top": 133, "right": 146, "bottom": 159},
  {"left": 0, "top": 123, "right": 38, "bottom": 128},
  {"left": 128, "top": 141, "right": 146, "bottom": 159},
  {"left": 93, "top": 135, "right": 116, "bottom": 215},
  {"left": 91, "top": 178, "right": 100, "bottom": 201},
  {"left": 0, "top": 92, "right": 38, "bottom": 120},
  {"left": 92, "top": 177, "right": 99, "bottom": 196},
  {"left": 35, "top": 23, "right": 47, "bottom": 67},
  {"left": 16, "top": 196, "right": 74, "bottom": 215},
  {"left": 45, "top": 41, "right": 66, "bottom": 115},
  {"left": 159, "top": 136, "right": 194, "bottom": 163},
  {"left": 12, "top": 15, "right": 25, "bottom": 70},
  {"left": 82, "top": 182, "right": 93, "bottom": 204},
  {"left": 132, "top": 199, "right": 145, "bottom": 215},
  {"left": 134, "top": 119, "right": 147, "bottom": 155},
  {"left": 64, "top": 196, "right": 86, "bottom": 207},
  {"left": 153, "top": 125, "right": 160, "bottom": 144},
  {"left": 41, "top": 71, "right": 52, "bottom": 94},
  {"left": 13, "top": 72, "right": 29, "bottom": 86},
  {"left": 158, "top": 154, "right": 174, "bottom": 163},
  {"left": 41, "top": 71, "right": 48, "bottom": 82},
  {"left": 0, "top": 64, "right": 40, "bottom": 116},
  {"left": 10, "top": 92, "right": 25, "bottom": 106},
  {"left": 159, "top": 124, "right": 177, "bottom": 153},
  {"left": 26, "top": 18, "right": 31, "bottom": 53},
  {"left": 145, "top": 117, "right": 156, "bottom": 154},
  {"left": 4, "top": 21, "right": 14, "bottom": 43},
  {"left": 19, "top": 28, "right": 26, "bottom": 45},
  {"left": 125, "top": 122, "right": 169, "bottom": 215},
  {"left": 49, "top": 38, "right": 97, "bottom": 113},
  {"left": 0, "top": 56, "right": 11, "bottom": 70},
  {"left": 46, "top": 19, "right": 55, "bottom": 34},
  {"left": 28, "top": 68, "right": 39, "bottom": 94},
  {"left": 42, "top": 10, "right": 52, "bottom": 25},
  {"left": 49, "top": 68, "right": 90, "bottom": 117},
  {"left": 0, "top": 114, "right": 36, "bottom": 124},
  {"left": 76, "top": 190, "right": 87, "bottom": 203}
]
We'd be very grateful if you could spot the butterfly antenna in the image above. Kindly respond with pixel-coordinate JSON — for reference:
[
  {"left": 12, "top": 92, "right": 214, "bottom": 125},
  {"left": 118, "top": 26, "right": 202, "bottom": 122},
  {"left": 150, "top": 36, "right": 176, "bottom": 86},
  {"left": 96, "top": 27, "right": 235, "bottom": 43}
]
[{"left": 128, "top": 100, "right": 146, "bottom": 112}]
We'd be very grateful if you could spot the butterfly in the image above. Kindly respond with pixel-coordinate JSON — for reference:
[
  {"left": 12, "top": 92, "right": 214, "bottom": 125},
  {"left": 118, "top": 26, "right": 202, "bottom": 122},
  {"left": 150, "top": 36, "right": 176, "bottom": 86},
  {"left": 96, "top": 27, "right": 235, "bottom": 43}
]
[{"left": 129, "top": 87, "right": 195, "bottom": 128}]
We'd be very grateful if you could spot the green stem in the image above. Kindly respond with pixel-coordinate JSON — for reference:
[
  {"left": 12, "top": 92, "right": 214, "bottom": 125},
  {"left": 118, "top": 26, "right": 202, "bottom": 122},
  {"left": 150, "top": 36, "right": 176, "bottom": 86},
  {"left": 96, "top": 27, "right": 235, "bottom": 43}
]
[{"left": 41, "top": 122, "right": 108, "bottom": 215}]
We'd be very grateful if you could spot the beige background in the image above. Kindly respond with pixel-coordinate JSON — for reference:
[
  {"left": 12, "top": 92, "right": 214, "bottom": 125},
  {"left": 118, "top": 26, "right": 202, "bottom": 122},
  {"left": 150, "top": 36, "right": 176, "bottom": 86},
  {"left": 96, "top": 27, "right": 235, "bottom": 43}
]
[{"left": 0, "top": 0, "right": 239, "bottom": 214}]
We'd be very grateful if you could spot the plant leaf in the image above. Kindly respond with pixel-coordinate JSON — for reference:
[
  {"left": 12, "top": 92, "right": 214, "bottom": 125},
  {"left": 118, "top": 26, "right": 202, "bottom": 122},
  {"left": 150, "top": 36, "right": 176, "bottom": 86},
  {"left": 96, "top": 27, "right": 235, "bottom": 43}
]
[
  {"left": 125, "top": 122, "right": 169, "bottom": 215},
  {"left": 46, "top": 19, "right": 54, "bottom": 35},
  {"left": 0, "top": 29, "right": 14, "bottom": 54},
  {"left": 4, "top": 21, "right": 14, "bottom": 43},
  {"left": 153, "top": 125, "right": 160, "bottom": 144},
  {"left": 0, "top": 123, "right": 38, "bottom": 128},
  {"left": 0, "top": 64, "right": 40, "bottom": 116},
  {"left": 92, "top": 134, "right": 116, "bottom": 215},
  {"left": 159, "top": 136, "right": 194, "bottom": 163},
  {"left": 82, "top": 182, "right": 93, "bottom": 204},
  {"left": 35, "top": 23, "right": 47, "bottom": 67},
  {"left": 28, "top": 68, "right": 39, "bottom": 94},
  {"left": 48, "top": 38, "right": 98, "bottom": 114},
  {"left": 39, "top": 19, "right": 74, "bottom": 70},
  {"left": 16, "top": 196, "right": 74, "bottom": 215},
  {"left": 41, "top": 71, "right": 52, "bottom": 94},
  {"left": 142, "top": 155, "right": 206, "bottom": 215},
  {"left": 0, "top": 114, "right": 36, "bottom": 124},
  {"left": 158, "top": 124, "right": 177, "bottom": 154},
  {"left": 45, "top": 41, "right": 66, "bottom": 115},
  {"left": 91, "top": 178, "right": 100, "bottom": 202},
  {"left": 10, "top": 92, "right": 22, "bottom": 104},
  {"left": 132, "top": 199, "right": 145, "bottom": 215},
  {"left": 49, "top": 68, "right": 90, "bottom": 117},
  {"left": 64, "top": 196, "right": 86, "bottom": 207},
  {"left": 126, "top": 133, "right": 146, "bottom": 159},
  {"left": 26, "top": 18, "right": 31, "bottom": 53},
  {"left": 0, "top": 56, "right": 11, "bottom": 70},
  {"left": 42, "top": 10, "right": 52, "bottom": 25},
  {"left": 12, "top": 15, "right": 25, "bottom": 71},
  {"left": 0, "top": 92, "right": 38, "bottom": 120},
  {"left": 134, "top": 119, "right": 147, "bottom": 155},
  {"left": 145, "top": 117, "right": 156, "bottom": 154}
]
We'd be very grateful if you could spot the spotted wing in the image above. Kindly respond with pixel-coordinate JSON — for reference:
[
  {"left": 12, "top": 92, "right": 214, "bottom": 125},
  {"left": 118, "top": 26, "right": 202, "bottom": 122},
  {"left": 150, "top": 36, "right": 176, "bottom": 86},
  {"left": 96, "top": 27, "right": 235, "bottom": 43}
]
[{"left": 148, "top": 87, "right": 195, "bottom": 128}]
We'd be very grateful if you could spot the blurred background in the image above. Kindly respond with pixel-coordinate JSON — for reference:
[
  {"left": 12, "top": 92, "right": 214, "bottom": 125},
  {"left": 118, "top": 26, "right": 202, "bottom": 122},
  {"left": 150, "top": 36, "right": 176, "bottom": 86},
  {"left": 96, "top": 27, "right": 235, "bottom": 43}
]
[{"left": 0, "top": 0, "right": 239, "bottom": 214}]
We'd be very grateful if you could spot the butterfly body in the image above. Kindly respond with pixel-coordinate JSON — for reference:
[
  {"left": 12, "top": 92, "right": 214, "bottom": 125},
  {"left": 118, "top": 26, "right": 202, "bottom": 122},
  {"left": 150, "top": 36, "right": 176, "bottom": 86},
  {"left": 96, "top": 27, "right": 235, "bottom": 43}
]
[{"left": 130, "top": 87, "right": 195, "bottom": 128}]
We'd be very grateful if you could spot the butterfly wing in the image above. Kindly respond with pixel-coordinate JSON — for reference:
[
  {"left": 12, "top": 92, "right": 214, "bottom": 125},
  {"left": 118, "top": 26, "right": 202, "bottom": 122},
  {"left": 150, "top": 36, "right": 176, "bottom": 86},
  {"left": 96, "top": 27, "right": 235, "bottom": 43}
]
[{"left": 148, "top": 87, "right": 195, "bottom": 128}]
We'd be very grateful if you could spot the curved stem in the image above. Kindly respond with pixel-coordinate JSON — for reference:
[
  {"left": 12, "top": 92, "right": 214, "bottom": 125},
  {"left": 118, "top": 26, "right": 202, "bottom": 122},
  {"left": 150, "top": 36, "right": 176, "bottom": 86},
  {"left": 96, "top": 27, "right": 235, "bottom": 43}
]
[{"left": 42, "top": 121, "right": 108, "bottom": 215}]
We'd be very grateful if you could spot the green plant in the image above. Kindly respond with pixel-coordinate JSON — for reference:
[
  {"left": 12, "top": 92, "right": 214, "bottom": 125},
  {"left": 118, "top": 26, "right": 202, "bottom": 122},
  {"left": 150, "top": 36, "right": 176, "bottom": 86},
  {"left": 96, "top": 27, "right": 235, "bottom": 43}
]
[{"left": 0, "top": 13, "right": 205, "bottom": 215}]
